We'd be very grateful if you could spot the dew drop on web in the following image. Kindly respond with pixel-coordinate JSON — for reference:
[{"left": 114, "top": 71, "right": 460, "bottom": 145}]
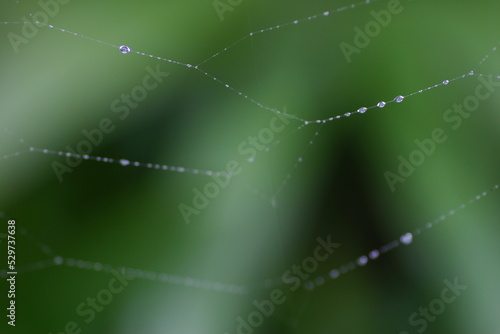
[
  {"left": 119, "top": 159, "right": 130, "bottom": 166},
  {"left": 394, "top": 95, "right": 405, "bottom": 103},
  {"left": 119, "top": 45, "right": 131, "bottom": 54},
  {"left": 400, "top": 233, "right": 413, "bottom": 245}
]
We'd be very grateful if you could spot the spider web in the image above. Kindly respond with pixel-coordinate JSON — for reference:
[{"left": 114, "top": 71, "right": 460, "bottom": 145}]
[{"left": 1, "top": 0, "right": 500, "bottom": 333}]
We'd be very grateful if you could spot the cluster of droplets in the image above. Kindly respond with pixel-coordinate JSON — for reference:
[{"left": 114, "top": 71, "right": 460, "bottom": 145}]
[{"left": 299, "top": 184, "right": 499, "bottom": 291}]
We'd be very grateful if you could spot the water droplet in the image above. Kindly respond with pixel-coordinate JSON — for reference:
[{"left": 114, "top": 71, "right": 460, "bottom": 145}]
[
  {"left": 357, "top": 107, "right": 367, "bottom": 113},
  {"left": 119, "top": 159, "right": 130, "bottom": 166},
  {"left": 394, "top": 95, "right": 405, "bottom": 103},
  {"left": 377, "top": 101, "right": 386, "bottom": 108},
  {"left": 443, "top": 80, "right": 449, "bottom": 85},
  {"left": 369, "top": 250, "right": 380, "bottom": 259},
  {"left": 468, "top": 70, "right": 475, "bottom": 76},
  {"left": 344, "top": 112, "right": 351, "bottom": 117},
  {"left": 400, "top": 233, "right": 413, "bottom": 245},
  {"left": 119, "top": 45, "right": 131, "bottom": 54},
  {"left": 329, "top": 269, "right": 340, "bottom": 278},
  {"left": 323, "top": 11, "right": 330, "bottom": 16},
  {"left": 357, "top": 256, "right": 368, "bottom": 266}
]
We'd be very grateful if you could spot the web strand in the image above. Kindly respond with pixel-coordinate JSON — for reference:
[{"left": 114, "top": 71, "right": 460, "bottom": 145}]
[
  {"left": 2, "top": 72, "right": 499, "bottom": 184},
  {"left": 301, "top": 184, "right": 500, "bottom": 290},
  {"left": 270, "top": 70, "right": 499, "bottom": 202},
  {"left": 0, "top": 214, "right": 248, "bottom": 294},
  {"left": 2, "top": 181, "right": 498, "bottom": 294},
  {"left": 0, "top": 127, "right": 230, "bottom": 177},
  {"left": 0, "top": 255, "right": 248, "bottom": 295},
  {"left": 196, "top": 0, "right": 384, "bottom": 67}
]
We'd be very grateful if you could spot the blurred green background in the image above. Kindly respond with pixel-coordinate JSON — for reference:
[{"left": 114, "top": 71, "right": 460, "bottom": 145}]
[{"left": 1, "top": 0, "right": 500, "bottom": 333}]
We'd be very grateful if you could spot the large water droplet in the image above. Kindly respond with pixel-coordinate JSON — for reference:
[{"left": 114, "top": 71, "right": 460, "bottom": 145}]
[
  {"left": 119, "top": 45, "right": 131, "bottom": 54},
  {"left": 377, "top": 101, "right": 386, "bottom": 108},
  {"left": 443, "top": 80, "right": 449, "bottom": 85},
  {"left": 357, "top": 107, "right": 367, "bottom": 113},
  {"left": 394, "top": 95, "right": 404, "bottom": 103}
]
